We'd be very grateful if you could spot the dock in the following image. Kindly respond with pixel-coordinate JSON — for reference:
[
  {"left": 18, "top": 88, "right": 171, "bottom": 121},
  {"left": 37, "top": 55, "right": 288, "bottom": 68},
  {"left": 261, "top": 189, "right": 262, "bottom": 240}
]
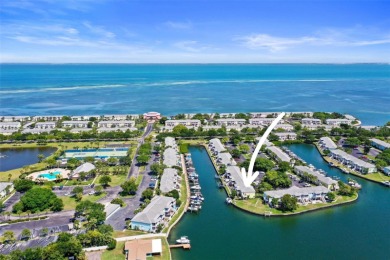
[{"left": 169, "top": 244, "right": 191, "bottom": 249}]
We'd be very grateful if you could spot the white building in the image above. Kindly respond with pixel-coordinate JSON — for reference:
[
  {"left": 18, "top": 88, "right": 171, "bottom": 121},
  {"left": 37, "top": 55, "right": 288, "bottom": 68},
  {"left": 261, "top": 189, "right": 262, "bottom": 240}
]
[
  {"left": 165, "top": 137, "right": 177, "bottom": 149},
  {"left": 318, "top": 137, "right": 337, "bottom": 150},
  {"left": 225, "top": 166, "right": 255, "bottom": 198},
  {"left": 0, "top": 182, "right": 14, "bottom": 198},
  {"left": 62, "top": 121, "right": 89, "bottom": 128},
  {"left": 33, "top": 115, "right": 63, "bottom": 121},
  {"left": 294, "top": 166, "right": 339, "bottom": 190},
  {"left": 0, "top": 122, "right": 21, "bottom": 130},
  {"left": 264, "top": 186, "right": 329, "bottom": 205},
  {"left": 131, "top": 196, "right": 177, "bottom": 232},
  {"left": 275, "top": 132, "right": 297, "bottom": 141},
  {"left": 71, "top": 115, "right": 100, "bottom": 121},
  {"left": 97, "top": 120, "right": 135, "bottom": 128},
  {"left": 301, "top": 118, "right": 321, "bottom": 125},
  {"left": 97, "top": 127, "right": 137, "bottom": 133},
  {"left": 383, "top": 166, "right": 390, "bottom": 176},
  {"left": 330, "top": 149, "right": 377, "bottom": 174},
  {"left": 370, "top": 138, "right": 390, "bottom": 151},
  {"left": 325, "top": 119, "right": 352, "bottom": 126},
  {"left": 35, "top": 122, "right": 56, "bottom": 129},
  {"left": 249, "top": 118, "right": 284, "bottom": 126},
  {"left": 163, "top": 148, "right": 179, "bottom": 167},
  {"left": 160, "top": 168, "right": 181, "bottom": 193},
  {"left": 275, "top": 124, "right": 294, "bottom": 132},
  {"left": 165, "top": 119, "right": 201, "bottom": 128},
  {"left": 0, "top": 116, "right": 30, "bottom": 122},
  {"left": 216, "top": 119, "right": 246, "bottom": 126},
  {"left": 266, "top": 146, "right": 292, "bottom": 163},
  {"left": 102, "top": 114, "right": 129, "bottom": 121}
]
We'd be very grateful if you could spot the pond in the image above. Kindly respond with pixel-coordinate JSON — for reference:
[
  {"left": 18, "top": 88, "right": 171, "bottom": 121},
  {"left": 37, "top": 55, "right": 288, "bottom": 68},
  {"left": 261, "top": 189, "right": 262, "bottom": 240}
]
[{"left": 0, "top": 147, "right": 57, "bottom": 172}]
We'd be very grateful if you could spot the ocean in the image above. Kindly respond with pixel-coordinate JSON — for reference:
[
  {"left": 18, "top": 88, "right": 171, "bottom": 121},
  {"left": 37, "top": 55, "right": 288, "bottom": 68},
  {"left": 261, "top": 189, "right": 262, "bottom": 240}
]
[{"left": 0, "top": 64, "right": 389, "bottom": 125}]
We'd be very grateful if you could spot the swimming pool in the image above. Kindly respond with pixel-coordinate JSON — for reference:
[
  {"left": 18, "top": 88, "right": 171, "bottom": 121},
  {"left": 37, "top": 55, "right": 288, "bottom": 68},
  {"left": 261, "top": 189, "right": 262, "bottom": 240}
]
[{"left": 38, "top": 171, "right": 61, "bottom": 180}]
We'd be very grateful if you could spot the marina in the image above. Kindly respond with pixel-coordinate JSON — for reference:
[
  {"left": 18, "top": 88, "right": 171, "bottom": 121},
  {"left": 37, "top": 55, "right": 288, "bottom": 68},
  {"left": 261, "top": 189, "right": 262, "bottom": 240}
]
[{"left": 184, "top": 154, "right": 205, "bottom": 213}]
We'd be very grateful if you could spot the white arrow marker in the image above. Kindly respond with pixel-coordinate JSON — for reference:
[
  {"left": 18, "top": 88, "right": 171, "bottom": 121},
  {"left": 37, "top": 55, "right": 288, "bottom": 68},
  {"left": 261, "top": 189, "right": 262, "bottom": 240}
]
[{"left": 241, "top": 112, "right": 286, "bottom": 187}]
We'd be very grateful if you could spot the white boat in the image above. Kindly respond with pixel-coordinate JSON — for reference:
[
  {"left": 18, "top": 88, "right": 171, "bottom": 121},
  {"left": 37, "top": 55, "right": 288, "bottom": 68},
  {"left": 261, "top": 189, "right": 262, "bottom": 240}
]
[
  {"left": 226, "top": 198, "right": 233, "bottom": 204},
  {"left": 191, "top": 185, "right": 201, "bottom": 190},
  {"left": 176, "top": 236, "right": 190, "bottom": 244},
  {"left": 381, "top": 181, "right": 390, "bottom": 187}
]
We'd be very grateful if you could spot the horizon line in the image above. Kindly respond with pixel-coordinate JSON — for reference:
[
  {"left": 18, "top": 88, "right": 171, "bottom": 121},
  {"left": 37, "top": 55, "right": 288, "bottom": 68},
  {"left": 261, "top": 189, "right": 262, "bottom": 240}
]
[{"left": 1, "top": 62, "right": 389, "bottom": 65}]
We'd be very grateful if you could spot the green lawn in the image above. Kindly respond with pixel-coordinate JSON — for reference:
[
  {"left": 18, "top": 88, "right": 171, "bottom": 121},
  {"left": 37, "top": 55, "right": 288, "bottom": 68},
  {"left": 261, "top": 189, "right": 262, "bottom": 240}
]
[
  {"left": 96, "top": 174, "right": 127, "bottom": 187},
  {"left": 112, "top": 230, "right": 146, "bottom": 238},
  {"left": 59, "top": 193, "right": 107, "bottom": 210},
  {"left": 101, "top": 241, "right": 125, "bottom": 260},
  {"left": 234, "top": 193, "right": 358, "bottom": 216}
]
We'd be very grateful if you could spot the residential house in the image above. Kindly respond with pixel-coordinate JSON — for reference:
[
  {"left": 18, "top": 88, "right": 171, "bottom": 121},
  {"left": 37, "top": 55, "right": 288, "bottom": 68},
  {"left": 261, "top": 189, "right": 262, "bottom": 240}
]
[
  {"left": 266, "top": 146, "right": 292, "bottom": 163},
  {"left": 294, "top": 166, "right": 339, "bottom": 190},
  {"left": 35, "top": 122, "right": 56, "bottom": 129},
  {"left": 325, "top": 119, "right": 352, "bottom": 126},
  {"left": 263, "top": 186, "right": 329, "bottom": 205},
  {"left": 124, "top": 239, "right": 162, "bottom": 260},
  {"left": 330, "top": 149, "right": 377, "bottom": 174},
  {"left": 370, "top": 138, "right": 390, "bottom": 151},
  {"left": 160, "top": 168, "right": 181, "bottom": 193},
  {"left": 97, "top": 120, "right": 135, "bottom": 128},
  {"left": 62, "top": 121, "right": 89, "bottom": 128},
  {"left": 131, "top": 196, "right": 176, "bottom": 232},
  {"left": 301, "top": 118, "right": 321, "bottom": 125},
  {"left": 216, "top": 118, "right": 246, "bottom": 126},
  {"left": 225, "top": 166, "right": 255, "bottom": 198},
  {"left": 275, "top": 132, "right": 297, "bottom": 141},
  {"left": 165, "top": 119, "right": 201, "bottom": 129},
  {"left": 318, "top": 137, "right": 337, "bottom": 150}
]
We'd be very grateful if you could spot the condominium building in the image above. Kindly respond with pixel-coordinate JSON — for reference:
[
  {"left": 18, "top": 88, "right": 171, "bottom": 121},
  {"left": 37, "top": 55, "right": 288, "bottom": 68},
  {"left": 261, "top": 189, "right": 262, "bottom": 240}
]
[
  {"left": 263, "top": 186, "right": 329, "bottom": 205},
  {"left": 35, "top": 122, "right": 56, "bottom": 129},
  {"left": 32, "top": 115, "right": 63, "bottom": 121},
  {"left": 266, "top": 146, "right": 291, "bottom": 163},
  {"left": 275, "top": 132, "right": 297, "bottom": 141},
  {"left": 370, "top": 138, "right": 390, "bottom": 151},
  {"left": 318, "top": 137, "right": 337, "bottom": 150},
  {"left": 294, "top": 166, "right": 339, "bottom": 190},
  {"left": 131, "top": 196, "right": 177, "bottom": 232},
  {"left": 301, "top": 118, "right": 321, "bottom": 125},
  {"left": 165, "top": 119, "right": 201, "bottom": 128},
  {"left": 225, "top": 166, "right": 255, "bottom": 198},
  {"left": 163, "top": 148, "right": 179, "bottom": 167},
  {"left": 0, "top": 122, "right": 21, "bottom": 130},
  {"left": 325, "top": 119, "right": 352, "bottom": 126},
  {"left": 160, "top": 168, "right": 181, "bottom": 193},
  {"left": 249, "top": 118, "right": 284, "bottom": 126},
  {"left": 329, "top": 149, "right": 377, "bottom": 174},
  {"left": 216, "top": 118, "right": 246, "bottom": 126},
  {"left": 97, "top": 120, "right": 135, "bottom": 128},
  {"left": 275, "top": 124, "right": 294, "bottom": 132},
  {"left": 62, "top": 121, "right": 89, "bottom": 128}
]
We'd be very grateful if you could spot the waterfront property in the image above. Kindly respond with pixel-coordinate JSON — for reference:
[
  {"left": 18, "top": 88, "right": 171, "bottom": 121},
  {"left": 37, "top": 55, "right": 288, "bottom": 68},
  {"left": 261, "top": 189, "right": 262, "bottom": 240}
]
[
  {"left": 329, "top": 149, "right": 377, "bottom": 174},
  {"left": 266, "top": 146, "right": 292, "bottom": 163},
  {"left": 225, "top": 166, "right": 255, "bottom": 198},
  {"left": 32, "top": 115, "right": 63, "bottom": 121},
  {"left": 124, "top": 239, "right": 162, "bottom": 260},
  {"left": 370, "top": 138, "right": 390, "bottom": 151},
  {"left": 165, "top": 136, "right": 177, "bottom": 149},
  {"left": 71, "top": 115, "right": 100, "bottom": 121},
  {"left": 208, "top": 138, "right": 226, "bottom": 155},
  {"left": 208, "top": 138, "right": 236, "bottom": 166},
  {"left": 160, "top": 168, "right": 181, "bottom": 193},
  {"left": 275, "top": 132, "right": 297, "bottom": 141},
  {"left": 97, "top": 127, "right": 137, "bottom": 133},
  {"left": 163, "top": 148, "right": 180, "bottom": 167},
  {"left": 0, "top": 182, "right": 13, "bottom": 198},
  {"left": 63, "top": 147, "right": 129, "bottom": 159},
  {"left": 27, "top": 168, "right": 70, "bottom": 181},
  {"left": 318, "top": 137, "right": 337, "bottom": 150},
  {"left": 216, "top": 118, "right": 246, "bottom": 126},
  {"left": 301, "top": 118, "right": 321, "bottom": 125},
  {"left": 165, "top": 119, "right": 201, "bottom": 129},
  {"left": 131, "top": 196, "right": 177, "bottom": 232},
  {"left": 275, "top": 123, "right": 294, "bottom": 131},
  {"left": 102, "top": 114, "right": 130, "bottom": 120},
  {"left": 263, "top": 186, "right": 330, "bottom": 205},
  {"left": 249, "top": 118, "right": 282, "bottom": 126},
  {"left": 294, "top": 165, "right": 339, "bottom": 190},
  {"left": 62, "top": 121, "right": 89, "bottom": 128},
  {"left": 0, "top": 122, "right": 21, "bottom": 130},
  {"left": 325, "top": 119, "right": 352, "bottom": 126},
  {"left": 143, "top": 111, "right": 161, "bottom": 120},
  {"left": 383, "top": 166, "right": 390, "bottom": 176},
  {"left": 97, "top": 120, "right": 135, "bottom": 128},
  {"left": 34, "top": 122, "right": 56, "bottom": 129}
]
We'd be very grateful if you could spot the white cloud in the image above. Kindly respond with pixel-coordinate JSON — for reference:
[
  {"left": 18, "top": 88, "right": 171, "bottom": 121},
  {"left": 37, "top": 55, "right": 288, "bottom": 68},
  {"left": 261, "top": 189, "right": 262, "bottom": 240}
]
[
  {"left": 173, "top": 40, "right": 210, "bottom": 52},
  {"left": 238, "top": 29, "right": 390, "bottom": 51},
  {"left": 83, "top": 21, "right": 115, "bottom": 38},
  {"left": 164, "top": 21, "right": 192, "bottom": 30}
]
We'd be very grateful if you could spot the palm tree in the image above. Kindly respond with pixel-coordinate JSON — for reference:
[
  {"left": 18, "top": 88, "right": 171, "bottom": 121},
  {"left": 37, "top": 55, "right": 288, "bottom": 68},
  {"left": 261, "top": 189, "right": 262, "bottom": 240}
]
[{"left": 8, "top": 174, "right": 12, "bottom": 181}]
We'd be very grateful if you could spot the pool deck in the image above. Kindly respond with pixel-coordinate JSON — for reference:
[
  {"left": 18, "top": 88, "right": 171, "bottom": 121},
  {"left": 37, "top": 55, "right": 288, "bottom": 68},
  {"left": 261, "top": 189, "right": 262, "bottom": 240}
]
[{"left": 27, "top": 168, "right": 70, "bottom": 181}]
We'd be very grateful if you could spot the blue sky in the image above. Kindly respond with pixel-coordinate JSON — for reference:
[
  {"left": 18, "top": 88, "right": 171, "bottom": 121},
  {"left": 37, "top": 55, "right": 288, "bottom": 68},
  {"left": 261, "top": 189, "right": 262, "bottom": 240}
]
[{"left": 1, "top": 0, "right": 389, "bottom": 63}]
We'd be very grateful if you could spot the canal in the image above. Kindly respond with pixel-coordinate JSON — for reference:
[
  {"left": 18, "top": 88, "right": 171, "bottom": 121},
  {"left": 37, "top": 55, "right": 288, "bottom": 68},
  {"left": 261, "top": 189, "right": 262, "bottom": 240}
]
[{"left": 170, "top": 145, "right": 390, "bottom": 259}]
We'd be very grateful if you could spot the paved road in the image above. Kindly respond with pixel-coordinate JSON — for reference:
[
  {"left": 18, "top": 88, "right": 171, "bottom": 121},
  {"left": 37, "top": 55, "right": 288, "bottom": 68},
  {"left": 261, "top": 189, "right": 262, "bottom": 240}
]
[{"left": 3, "top": 192, "right": 22, "bottom": 212}]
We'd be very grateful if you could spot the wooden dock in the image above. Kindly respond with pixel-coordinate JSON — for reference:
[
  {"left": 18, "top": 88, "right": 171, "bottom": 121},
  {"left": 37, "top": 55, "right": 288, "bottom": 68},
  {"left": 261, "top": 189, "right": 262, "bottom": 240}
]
[{"left": 169, "top": 244, "right": 191, "bottom": 249}]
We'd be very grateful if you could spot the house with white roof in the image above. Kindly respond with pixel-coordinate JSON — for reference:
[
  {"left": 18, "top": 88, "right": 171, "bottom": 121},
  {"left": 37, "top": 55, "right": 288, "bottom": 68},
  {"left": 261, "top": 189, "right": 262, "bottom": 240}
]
[
  {"left": 165, "top": 119, "right": 201, "bottom": 128},
  {"left": 35, "top": 122, "right": 56, "bottom": 129},
  {"left": 0, "top": 182, "right": 14, "bottom": 198},
  {"left": 318, "top": 137, "right": 337, "bottom": 150},
  {"left": 216, "top": 118, "right": 246, "bottom": 126},
  {"left": 97, "top": 120, "right": 135, "bottom": 128},
  {"left": 370, "top": 138, "right": 390, "bottom": 151},
  {"left": 249, "top": 118, "right": 283, "bottom": 126},
  {"left": 275, "top": 132, "right": 297, "bottom": 141},
  {"left": 62, "top": 121, "right": 89, "bottom": 128},
  {"left": 325, "top": 119, "right": 352, "bottom": 126},
  {"left": 266, "top": 146, "right": 292, "bottom": 163},
  {"left": 263, "top": 186, "right": 329, "bottom": 205},
  {"left": 225, "top": 166, "right": 255, "bottom": 198},
  {"left": 165, "top": 137, "right": 177, "bottom": 149},
  {"left": 301, "top": 118, "right": 321, "bottom": 125},
  {"left": 294, "top": 166, "right": 339, "bottom": 190},
  {"left": 0, "top": 122, "right": 21, "bottom": 130},
  {"left": 71, "top": 162, "right": 96, "bottom": 179},
  {"left": 102, "top": 114, "right": 129, "bottom": 121},
  {"left": 330, "top": 149, "right": 377, "bottom": 174},
  {"left": 160, "top": 168, "right": 181, "bottom": 193},
  {"left": 163, "top": 148, "right": 179, "bottom": 167},
  {"left": 131, "top": 196, "right": 177, "bottom": 232},
  {"left": 33, "top": 115, "right": 63, "bottom": 121}
]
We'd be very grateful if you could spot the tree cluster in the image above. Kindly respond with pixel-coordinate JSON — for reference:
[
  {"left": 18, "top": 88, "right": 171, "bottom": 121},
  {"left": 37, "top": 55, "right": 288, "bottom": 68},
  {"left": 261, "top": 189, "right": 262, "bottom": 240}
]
[{"left": 13, "top": 187, "right": 63, "bottom": 213}]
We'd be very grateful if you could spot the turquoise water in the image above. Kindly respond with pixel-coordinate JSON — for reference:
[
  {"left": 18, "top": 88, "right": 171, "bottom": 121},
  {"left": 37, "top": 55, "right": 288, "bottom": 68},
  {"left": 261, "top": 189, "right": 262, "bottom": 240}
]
[
  {"left": 1, "top": 64, "right": 389, "bottom": 125},
  {"left": 170, "top": 146, "right": 390, "bottom": 260},
  {"left": 38, "top": 171, "right": 61, "bottom": 180}
]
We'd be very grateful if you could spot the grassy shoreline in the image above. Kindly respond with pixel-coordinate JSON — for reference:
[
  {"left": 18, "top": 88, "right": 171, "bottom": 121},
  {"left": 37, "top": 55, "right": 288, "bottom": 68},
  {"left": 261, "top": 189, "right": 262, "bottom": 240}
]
[
  {"left": 314, "top": 143, "right": 390, "bottom": 184},
  {"left": 234, "top": 193, "right": 358, "bottom": 217}
]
